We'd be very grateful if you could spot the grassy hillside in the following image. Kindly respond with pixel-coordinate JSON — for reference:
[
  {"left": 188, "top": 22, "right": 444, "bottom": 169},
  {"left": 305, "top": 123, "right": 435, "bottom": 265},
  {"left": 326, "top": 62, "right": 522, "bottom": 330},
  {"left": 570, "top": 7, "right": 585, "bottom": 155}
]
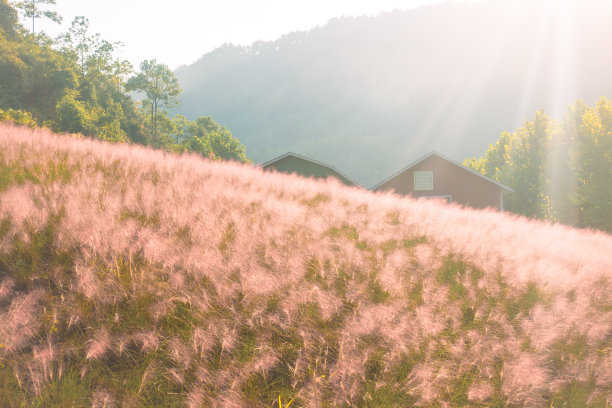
[{"left": 0, "top": 123, "right": 611, "bottom": 407}]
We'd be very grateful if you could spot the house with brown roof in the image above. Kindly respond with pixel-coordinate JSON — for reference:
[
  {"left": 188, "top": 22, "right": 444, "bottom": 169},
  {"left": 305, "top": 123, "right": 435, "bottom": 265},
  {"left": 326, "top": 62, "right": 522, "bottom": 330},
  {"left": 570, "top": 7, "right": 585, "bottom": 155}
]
[
  {"left": 372, "top": 151, "right": 513, "bottom": 210},
  {"left": 262, "top": 152, "right": 358, "bottom": 186}
]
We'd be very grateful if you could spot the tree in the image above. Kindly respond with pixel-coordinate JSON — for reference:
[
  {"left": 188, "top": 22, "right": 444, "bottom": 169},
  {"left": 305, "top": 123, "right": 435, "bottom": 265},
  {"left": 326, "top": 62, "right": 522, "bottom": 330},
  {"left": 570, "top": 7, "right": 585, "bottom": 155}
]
[
  {"left": 177, "top": 116, "right": 248, "bottom": 162},
  {"left": 464, "top": 110, "right": 554, "bottom": 220},
  {"left": 195, "top": 116, "right": 247, "bottom": 161},
  {"left": 126, "top": 59, "right": 181, "bottom": 145},
  {"left": 0, "top": 107, "right": 37, "bottom": 127},
  {"left": 547, "top": 100, "right": 589, "bottom": 225},
  {"left": 1, "top": 0, "right": 20, "bottom": 37},
  {"left": 13, "top": 0, "right": 61, "bottom": 34},
  {"left": 54, "top": 93, "right": 95, "bottom": 135},
  {"left": 464, "top": 132, "right": 510, "bottom": 181},
  {"left": 60, "top": 16, "right": 95, "bottom": 78},
  {"left": 574, "top": 97, "right": 612, "bottom": 231},
  {"left": 464, "top": 98, "right": 612, "bottom": 233}
]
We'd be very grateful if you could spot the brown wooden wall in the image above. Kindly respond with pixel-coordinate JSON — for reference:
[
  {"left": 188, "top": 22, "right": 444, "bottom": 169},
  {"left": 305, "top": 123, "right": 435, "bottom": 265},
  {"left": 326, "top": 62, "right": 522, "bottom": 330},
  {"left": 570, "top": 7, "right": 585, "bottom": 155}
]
[
  {"left": 263, "top": 155, "right": 355, "bottom": 186},
  {"left": 375, "top": 155, "right": 503, "bottom": 210}
]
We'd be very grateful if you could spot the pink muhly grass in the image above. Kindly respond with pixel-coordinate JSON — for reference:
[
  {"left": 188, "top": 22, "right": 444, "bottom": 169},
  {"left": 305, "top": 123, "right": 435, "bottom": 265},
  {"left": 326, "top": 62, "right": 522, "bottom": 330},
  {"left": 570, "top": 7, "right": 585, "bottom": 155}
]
[
  {"left": 132, "top": 330, "right": 160, "bottom": 354},
  {"left": 251, "top": 348, "right": 280, "bottom": 378},
  {"left": 86, "top": 328, "right": 111, "bottom": 360},
  {"left": 238, "top": 264, "right": 283, "bottom": 299},
  {"left": 0, "top": 290, "right": 43, "bottom": 353},
  {"left": 74, "top": 261, "right": 124, "bottom": 305},
  {"left": 32, "top": 338, "right": 56, "bottom": 381},
  {"left": 0, "top": 278, "right": 15, "bottom": 301},
  {"left": 74, "top": 262, "right": 101, "bottom": 301},
  {"left": 406, "top": 363, "right": 440, "bottom": 404},
  {"left": 213, "top": 391, "right": 248, "bottom": 408},
  {"left": 91, "top": 389, "right": 115, "bottom": 408},
  {"left": 414, "top": 305, "right": 445, "bottom": 338},
  {"left": 138, "top": 360, "right": 157, "bottom": 396},
  {"left": 219, "top": 326, "right": 237, "bottom": 354},
  {"left": 1, "top": 123, "right": 612, "bottom": 406},
  {"left": 186, "top": 388, "right": 205, "bottom": 408},
  {"left": 0, "top": 183, "right": 48, "bottom": 247},
  {"left": 305, "top": 286, "right": 343, "bottom": 321},
  {"left": 501, "top": 354, "right": 549, "bottom": 405},
  {"left": 191, "top": 327, "right": 215, "bottom": 358},
  {"left": 378, "top": 250, "right": 411, "bottom": 297},
  {"left": 467, "top": 380, "right": 494, "bottom": 402},
  {"left": 148, "top": 299, "right": 172, "bottom": 322},
  {"left": 166, "top": 367, "right": 185, "bottom": 385},
  {"left": 168, "top": 336, "right": 192, "bottom": 369}
]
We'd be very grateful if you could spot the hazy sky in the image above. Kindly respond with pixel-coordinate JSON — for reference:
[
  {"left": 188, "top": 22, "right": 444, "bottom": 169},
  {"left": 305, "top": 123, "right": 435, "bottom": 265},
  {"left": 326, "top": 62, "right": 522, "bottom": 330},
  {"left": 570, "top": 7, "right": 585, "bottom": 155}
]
[{"left": 27, "top": 0, "right": 479, "bottom": 70}]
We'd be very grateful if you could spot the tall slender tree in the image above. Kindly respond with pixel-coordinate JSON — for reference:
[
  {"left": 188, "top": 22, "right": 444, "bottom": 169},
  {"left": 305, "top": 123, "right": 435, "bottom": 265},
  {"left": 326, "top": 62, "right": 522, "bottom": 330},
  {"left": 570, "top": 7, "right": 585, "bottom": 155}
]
[
  {"left": 13, "top": 0, "right": 61, "bottom": 34},
  {"left": 126, "top": 59, "right": 181, "bottom": 144}
]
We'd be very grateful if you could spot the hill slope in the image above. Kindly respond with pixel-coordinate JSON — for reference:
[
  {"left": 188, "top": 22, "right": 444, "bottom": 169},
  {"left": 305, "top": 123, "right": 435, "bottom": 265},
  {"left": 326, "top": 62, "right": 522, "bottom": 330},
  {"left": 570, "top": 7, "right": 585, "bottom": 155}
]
[
  {"left": 176, "top": 0, "right": 612, "bottom": 186},
  {"left": 0, "top": 124, "right": 611, "bottom": 407}
]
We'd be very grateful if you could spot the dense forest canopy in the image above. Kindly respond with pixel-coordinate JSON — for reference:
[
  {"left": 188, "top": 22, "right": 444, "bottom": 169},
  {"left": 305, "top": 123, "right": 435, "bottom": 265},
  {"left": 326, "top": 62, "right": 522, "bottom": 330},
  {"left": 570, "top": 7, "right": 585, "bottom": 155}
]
[
  {"left": 0, "top": 0, "right": 248, "bottom": 162},
  {"left": 176, "top": 0, "right": 612, "bottom": 186}
]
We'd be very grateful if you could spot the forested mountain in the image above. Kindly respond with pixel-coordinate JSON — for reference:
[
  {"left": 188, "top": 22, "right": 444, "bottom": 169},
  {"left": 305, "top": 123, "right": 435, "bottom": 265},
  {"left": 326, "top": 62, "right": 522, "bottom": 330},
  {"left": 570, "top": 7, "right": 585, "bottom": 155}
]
[{"left": 176, "top": 0, "right": 612, "bottom": 186}]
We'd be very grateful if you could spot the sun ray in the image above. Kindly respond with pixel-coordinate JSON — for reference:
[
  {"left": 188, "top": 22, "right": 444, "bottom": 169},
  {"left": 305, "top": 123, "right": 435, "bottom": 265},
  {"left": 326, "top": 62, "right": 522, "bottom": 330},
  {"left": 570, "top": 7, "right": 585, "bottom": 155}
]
[
  {"left": 544, "top": 0, "right": 579, "bottom": 223},
  {"left": 437, "top": 1, "right": 524, "bottom": 155},
  {"left": 513, "top": 0, "right": 556, "bottom": 128}
]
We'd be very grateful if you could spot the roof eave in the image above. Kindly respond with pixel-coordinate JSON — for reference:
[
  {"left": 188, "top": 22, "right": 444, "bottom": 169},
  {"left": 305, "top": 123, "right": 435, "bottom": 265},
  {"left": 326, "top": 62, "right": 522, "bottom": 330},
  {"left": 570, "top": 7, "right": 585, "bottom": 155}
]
[
  {"left": 371, "top": 150, "right": 514, "bottom": 192},
  {"left": 261, "top": 151, "right": 361, "bottom": 187}
]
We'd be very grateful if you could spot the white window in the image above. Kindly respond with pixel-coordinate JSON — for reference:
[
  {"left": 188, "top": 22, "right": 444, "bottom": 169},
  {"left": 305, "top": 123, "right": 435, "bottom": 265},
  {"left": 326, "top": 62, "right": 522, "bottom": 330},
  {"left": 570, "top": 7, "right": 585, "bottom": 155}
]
[
  {"left": 422, "top": 195, "right": 452, "bottom": 203},
  {"left": 414, "top": 171, "right": 434, "bottom": 191}
]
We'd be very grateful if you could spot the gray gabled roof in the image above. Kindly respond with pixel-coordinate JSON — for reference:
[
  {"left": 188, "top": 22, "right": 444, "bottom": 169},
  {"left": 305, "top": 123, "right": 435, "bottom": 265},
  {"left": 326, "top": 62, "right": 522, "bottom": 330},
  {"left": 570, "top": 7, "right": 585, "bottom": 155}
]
[
  {"left": 371, "top": 151, "right": 514, "bottom": 192},
  {"left": 261, "top": 152, "right": 360, "bottom": 187}
]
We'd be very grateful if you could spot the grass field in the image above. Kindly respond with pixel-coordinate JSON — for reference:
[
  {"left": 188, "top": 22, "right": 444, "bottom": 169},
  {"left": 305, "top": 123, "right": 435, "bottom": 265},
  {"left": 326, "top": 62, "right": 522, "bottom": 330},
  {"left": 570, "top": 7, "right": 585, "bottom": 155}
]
[{"left": 0, "top": 123, "right": 610, "bottom": 407}]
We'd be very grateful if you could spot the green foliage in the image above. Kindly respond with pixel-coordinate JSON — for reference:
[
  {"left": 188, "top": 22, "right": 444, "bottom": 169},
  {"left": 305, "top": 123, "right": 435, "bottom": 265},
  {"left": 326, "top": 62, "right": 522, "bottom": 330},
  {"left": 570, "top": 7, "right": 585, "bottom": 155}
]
[
  {"left": 403, "top": 236, "right": 426, "bottom": 248},
  {"left": 549, "top": 333, "right": 590, "bottom": 374},
  {"left": 0, "top": 0, "right": 19, "bottom": 37},
  {"left": 573, "top": 98, "right": 612, "bottom": 231},
  {"left": 436, "top": 255, "right": 468, "bottom": 301},
  {"left": 300, "top": 193, "right": 331, "bottom": 208},
  {"left": 548, "top": 379, "right": 606, "bottom": 408},
  {"left": 367, "top": 280, "right": 390, "bottom": 304},
  {"left": 54, "top": 93, "right": 95, "bottom": 135},
  {"left": 234, "top": 326, "right": 257, "bottom": 362},
  {"left": 504, "top": 281, "right": 541, "bottom": 320},
  {"left": 0, "top": 107, "right": 37, "bottom": 127},
  {"left": 126, "top": 59, "right": 180, "bottom": 143},
  {"left": 32, "top": 369, "right": 89, "bottom": 407},
  {"left": 465, "top": 97, "right": 612, "bottom": 232},
  {"left": 176, "top": 115, "right": 249, "bottom": 162},
  {"left": 0, "top": 1, "right": 248, "bottom": 162},
  {"left": 242, "top": 370, "right": 299, "bottom": 407},
  {"left": 358, "top": 350, "right": 420, "bottom": 407}
]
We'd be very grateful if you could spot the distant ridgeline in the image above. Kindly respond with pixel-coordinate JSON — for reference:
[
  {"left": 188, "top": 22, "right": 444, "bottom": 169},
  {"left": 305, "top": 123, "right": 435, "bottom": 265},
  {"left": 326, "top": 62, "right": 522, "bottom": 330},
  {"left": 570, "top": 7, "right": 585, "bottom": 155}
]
[{"left": 176, "top": 0, "right": 612, "bottom": 187}]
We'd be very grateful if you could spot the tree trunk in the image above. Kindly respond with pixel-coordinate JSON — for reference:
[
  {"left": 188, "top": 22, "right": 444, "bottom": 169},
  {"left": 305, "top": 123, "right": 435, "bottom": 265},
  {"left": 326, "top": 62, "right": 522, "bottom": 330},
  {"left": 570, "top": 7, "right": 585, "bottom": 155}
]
[{"left": 151, "top": 101, "right": 157, "bottom": 144}]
